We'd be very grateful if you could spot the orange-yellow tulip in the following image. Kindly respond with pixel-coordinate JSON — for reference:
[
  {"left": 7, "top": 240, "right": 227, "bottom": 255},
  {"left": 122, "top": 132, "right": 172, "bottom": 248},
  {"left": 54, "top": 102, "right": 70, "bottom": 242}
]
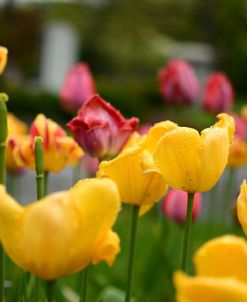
[
  {"left": 143, "top": 113, "right": 234, "bottom": 192},
  {"left": 0, "top": 178, "right": 120, "bottom": 280},
  {"left": 14, "top": 114, "right": 83, "bottom": 173},
  {"left": 0, "top": 46, "right": 8, "bottom": 75},
  {"left": 6, "top": 113, "right": 28, "bottom": 173},
  {"left": 174, "top": 235, "right": 247, "bottom": 302}
]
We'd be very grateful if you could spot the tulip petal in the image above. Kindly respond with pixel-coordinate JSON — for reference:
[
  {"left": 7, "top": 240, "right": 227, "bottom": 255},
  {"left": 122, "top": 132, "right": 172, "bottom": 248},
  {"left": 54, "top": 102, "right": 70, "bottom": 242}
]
[
  {"left": 0, "top": 47, "right": 8, "bottom": 75},
  {"left": 194, "top": 235, "right": 247, "bottom": 282},
  {"left": 174, "top": 272, "right": 247, "bottom": 302},
  {"left": 153, "top": 127, "right": 202, "bottom": 192}
]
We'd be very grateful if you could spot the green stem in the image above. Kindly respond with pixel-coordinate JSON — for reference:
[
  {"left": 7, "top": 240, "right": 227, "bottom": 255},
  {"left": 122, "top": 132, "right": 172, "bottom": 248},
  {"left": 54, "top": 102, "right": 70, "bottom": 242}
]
[
  {"left": 80, "top": 267, "right": 89, "bottom": 302},
  {"left": 181, "top": 192, "right": 194, "bottom": 272},
  {"left": 44, "top": 171, "right": 49, "bottom": 196},
  {"left": 46, "top": 280, "right": 56, "bottom": 302},
  {"left": 125, "top": 205, "right": 139, "bottom": 302},
  {"left": 0, "top": 94, "right": 8, "bottom": 302},
  {"left": 34, "top": 137, "right": 44, "bottom": 200}
]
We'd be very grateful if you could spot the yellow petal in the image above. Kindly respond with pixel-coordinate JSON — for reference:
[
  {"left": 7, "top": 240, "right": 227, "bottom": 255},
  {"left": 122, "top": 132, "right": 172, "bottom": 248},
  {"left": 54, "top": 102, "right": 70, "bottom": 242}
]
[
  {"left": 228, "top": 138, "right": 247, "bottom": 168},
  {"left": 7, "top": 113, "right": 28, "bottom": 137},
  {"left": 174, "top": 271, "right": 247, "bottom": 302},
  {"left": 154, "top": 127, "right": 202, "bottom": 192},
  {"left": 237, "top": 180, "right": 247, "bottom": 236},
  {"left": 0, "top": 47, "right": 8, "bottom": 75},
  {"left": 92, "top": 230, "right": 120, "bottom": 266},
  {"left": 0, "top": 178, "right": 120, "bottom": 280},
  {"left": 142, "top": 121, "right": 178, "bottom": 154},
  {"left": 194, "top": 235, "right": 247, "bottom": 282},
  {"left": 98, "top": 146, "right": 168, "bottom": 207}
]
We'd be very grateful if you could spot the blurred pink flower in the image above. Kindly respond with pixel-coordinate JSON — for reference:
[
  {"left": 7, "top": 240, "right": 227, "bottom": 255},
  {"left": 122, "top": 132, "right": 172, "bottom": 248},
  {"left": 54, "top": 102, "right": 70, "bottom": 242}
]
[
  {"left": 202, "top": 72, "right": 234, "bottom": 114},
  {"left": 80, "top": 154, "right": 99, "bottom": 177},
  {"left": 162, "top": 189, "right": 202, "bottom": 224},
  {"left": 138, "top": 123, "right": 152, "bottom": 135},
  {"left": 60, "top": 63, "right": 97, "bottom": 112},
  {"left": 233, "top": 114, "right": 247, "bottom": 140},
  {"left": 67, "top": 95, "right": 139, "bottom": 159},
  {"left": 158, "top": 59, "right": 199, "bottom": 104}
]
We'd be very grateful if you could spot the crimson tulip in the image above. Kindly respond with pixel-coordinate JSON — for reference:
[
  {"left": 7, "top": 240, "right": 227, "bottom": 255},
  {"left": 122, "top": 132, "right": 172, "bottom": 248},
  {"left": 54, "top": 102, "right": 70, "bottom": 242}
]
[
  {"left": 203, "top": 72, "right": 234, "bottom": 114},
  {"left": 158, "top": 59, "right": 199, "bottom": 104},
  {"left": 67, "top": 95, "right": 139, "bottom": 159}
]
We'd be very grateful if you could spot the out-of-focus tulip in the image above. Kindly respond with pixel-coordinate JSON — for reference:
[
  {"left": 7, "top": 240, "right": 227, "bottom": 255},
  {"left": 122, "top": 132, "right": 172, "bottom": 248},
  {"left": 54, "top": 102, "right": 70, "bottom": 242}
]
[
  {"left": 67, "top": 95, "right": 139, "bottom": 160},
  {"left": 158, "top": 59, "right": 199, "bottom": 104},
  {"left": 80, "top": 154, "right": 99, "bottom": 177},
  {"left": 138, "top": 124, "right": 151, "bottom": 135},
  {"left": 98, "top": 145, "right": 168, "bottom": 215},
  {"left": 228, "top": 113, "right": 247, "bottom": 168},
  {"left": 237, "top": 180, "right": 247, "bottom": 236},
  {"left": 162, "top": 189, "right": 202, "bottom": 223},
  {"left": 6, "top": 113, "right": 28, "bottom": 173},
  {"left": 0, "top": 46, "right": 8, "bottom": 75},
  {"left": 14, "top": 114, "right": 83, "bottom": 173},
  {"left": 143, "top": 113, "right": 234, "bottom": 192},
  {"left": 174, "top": 235, "right": 247, "bottom": 302},
  {"left": 0, "top": 178, "right": 120, "bottom": 280},
  {"left": 203, "top": 72, "right": 234, "bottom": 114},
  {"left": 60, "top": 63, "right": 97, "bottom": 113}
]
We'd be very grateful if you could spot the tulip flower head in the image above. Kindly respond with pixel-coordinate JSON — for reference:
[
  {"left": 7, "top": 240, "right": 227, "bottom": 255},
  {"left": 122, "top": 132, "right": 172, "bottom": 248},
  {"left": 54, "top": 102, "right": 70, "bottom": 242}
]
[
  {"left": 174, "top": 235, "right": 247, "bottom": 302},
  {"left": 67, "top": 95, "right": 139, "bottom": 160},
  {"left": 203, "top": 72, "right": 234, "bottom": 114},
  {"left": 143, "top": 113, "right": 234, "bottom": 192},
  {"left": 0, "top": 46, "right": 8, "bottom": 75},
  {"left": 60, "top": 63, "right": 97, "bottom": 113},
  {"left": 6, "top": 113, "right": 28, "bottom": 173},
  {"left": 0, "top": 178, "right": 121, "bottom": 280},
  {"left": 14, "top": 114, "right": 83, "bottom": 173},
  {"left": 158, "top": 59, "right": 199, "bottom": 104},
  {"left": 162, "top": 189, "right": 202, "bottom": 224}
]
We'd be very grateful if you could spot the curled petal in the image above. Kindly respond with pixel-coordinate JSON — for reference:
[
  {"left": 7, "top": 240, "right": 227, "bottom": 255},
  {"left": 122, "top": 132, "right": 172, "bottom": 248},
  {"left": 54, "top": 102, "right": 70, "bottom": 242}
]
[{"left": 174, "top": 272, "right": 247, "bottom": 302}]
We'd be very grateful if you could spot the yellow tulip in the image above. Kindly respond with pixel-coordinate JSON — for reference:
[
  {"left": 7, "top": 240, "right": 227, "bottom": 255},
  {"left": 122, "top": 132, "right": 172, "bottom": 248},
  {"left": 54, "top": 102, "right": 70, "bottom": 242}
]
[
  {"left": 0, "top": 46, "right": 8, "bottom": 75},
  {"left": 14, "top": 114, "right": 83, "bottom": 173},
  {"left": 174, "top": 235, "right": 247, "bottom": 302},
  {"left": 144, "top": 113, "right": 234, "bottom": 192},
  {"left": 98, "top": 146, "right": 168, "bottom": 212},
  {"left": 6, "top": 113, "right": 28, "bottom": 173},
  {"left": 228, "top": 138, "right": 247, "bottom": 168},
  {"left": 0, "top": 178, "right": 120, "bottom": 280}
]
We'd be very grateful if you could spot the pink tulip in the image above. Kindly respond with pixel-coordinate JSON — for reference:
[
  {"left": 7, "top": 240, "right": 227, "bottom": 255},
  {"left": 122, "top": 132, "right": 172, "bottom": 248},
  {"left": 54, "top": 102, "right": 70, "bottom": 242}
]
[
  {"left": 158, "top": 60, "right": 199, "bottom": 104},
  {"left": 233, "top": 114, "right": 247, "bottom": 140},
  {"left": 162, "top": 189, "right": 202, "bottom": 224},
  {"left": 60, "top": 63, "right": 97, "bottom": 112},
  {"left": 67, "top": 95, "right": 139, "bottom": 159},
  {"left": 203, "top": 72, "right": 234, "bottom": 113}
]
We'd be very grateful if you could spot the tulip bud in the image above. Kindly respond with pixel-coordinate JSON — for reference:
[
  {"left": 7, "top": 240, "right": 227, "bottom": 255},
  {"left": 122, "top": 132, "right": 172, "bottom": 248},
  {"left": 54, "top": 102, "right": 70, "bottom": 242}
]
[
  {"left": 60, "top": 63, "right": 97, "bottom": 112},
  {"left": 203, "top": 72, "right": 234, "bottom": 114},
  {"left": 162, "top": 189, "right": 202, "bottom": 224},
  {"left": 67, "top": 95, "right": 139, "bottom": 159},
  {"left": 0, "top": 46, "right": 8, "bottom": 75},
  {"left": 158, "top": 59, "right": 199, "bottom": 104}
]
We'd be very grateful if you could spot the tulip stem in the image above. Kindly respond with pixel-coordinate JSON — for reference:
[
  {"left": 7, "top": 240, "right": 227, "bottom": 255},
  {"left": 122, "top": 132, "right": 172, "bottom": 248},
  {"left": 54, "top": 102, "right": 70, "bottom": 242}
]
[
  {"left": 125, "top": 205, "right": 139, "bottom": 302},
  {"left": 0, "top": 94, "right": 8, "bottom": 302},
  {"left": 34, "top": 137, "right": 44, "bottom": 200},
  {"left": 181, "top": 192, "right": 194, "bottom": 272},
  {"left": 46, "top": 280, "right": 56, "bottom": 302},
  {"left": 80, "top": 267, "right": 89, "bottom": 302}
]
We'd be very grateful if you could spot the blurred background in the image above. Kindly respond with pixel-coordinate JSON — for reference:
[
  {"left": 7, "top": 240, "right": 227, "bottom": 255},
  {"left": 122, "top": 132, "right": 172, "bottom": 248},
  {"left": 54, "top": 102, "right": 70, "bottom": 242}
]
[{"left": 1, "top": 0, "right": 247, "bottom": 122}]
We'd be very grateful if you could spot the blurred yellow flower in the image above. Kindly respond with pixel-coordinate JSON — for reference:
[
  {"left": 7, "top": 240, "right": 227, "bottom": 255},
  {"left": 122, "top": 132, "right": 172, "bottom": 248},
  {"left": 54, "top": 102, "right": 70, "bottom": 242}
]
[
  {"left": 0, "top": 46, "right": 8, "bottom": 75},
  {"left": 98, "top": 145, "right": 168, "bottom": 214},
  {"left": 144, "top": 113, "right": 234, "bottom": 192},
  {"left": 0, "top": 178, "right": 120, "bottom": 280},
  {"left": 6, "top": 113, "right": 28, "bottom": 173},
  {"left": 174, "top": 235, "right": 247, "bottom": 302},
  {"left": 237, "top": 180, "right": 247, "bottom": 236},
  {"left": 14, "top": 114, "right": 83, "bottom": 173},
  {"left": 228, "top": 138, "right": 247, "bottom": 168}
]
